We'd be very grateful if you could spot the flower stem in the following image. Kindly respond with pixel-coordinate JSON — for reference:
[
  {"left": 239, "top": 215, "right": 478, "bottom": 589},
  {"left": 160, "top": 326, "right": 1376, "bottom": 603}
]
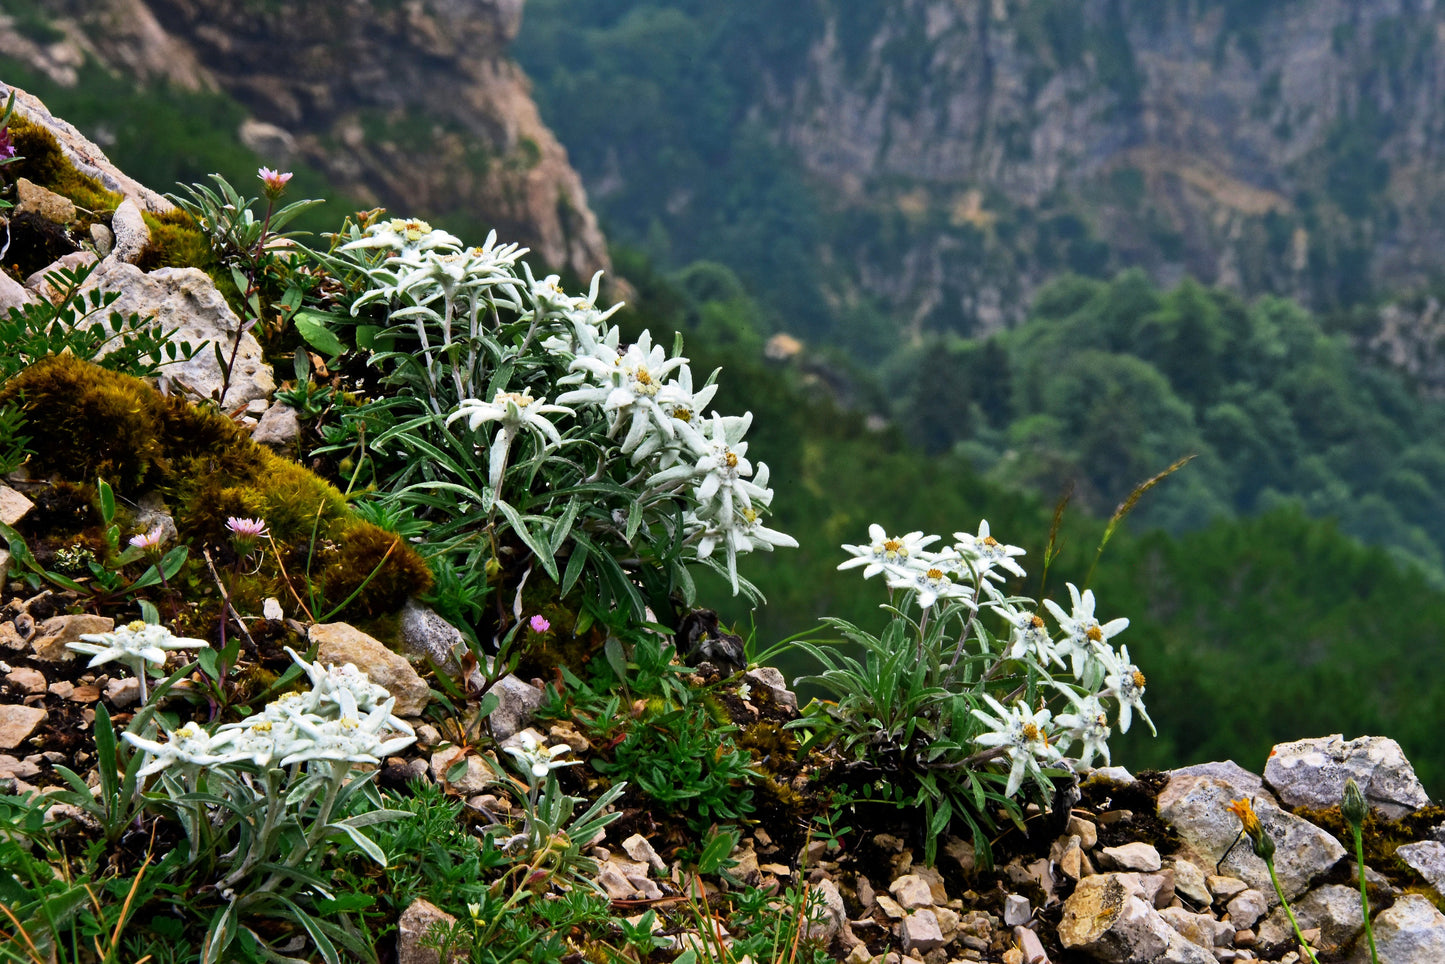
[
  {"left": 1352, "top": 824, "right": 1380, "bottom": 964},
  {"left": 1266, "top": 857, "right": 1321, "bottom": 964}
]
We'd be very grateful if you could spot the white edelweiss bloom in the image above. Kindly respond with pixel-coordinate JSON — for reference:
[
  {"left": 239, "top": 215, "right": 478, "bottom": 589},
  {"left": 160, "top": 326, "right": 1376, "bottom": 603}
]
[
  {"left": 1042, "top": 583, "right": 1130, "bottom": 681},
  {"left": 282, "top": 647, "right": 414, "bottom": 734},
  {"left": 1052, "top": 689, "right": 1113, "bottom": 769},
  {"left": 686, "top": 413, "right": 774, "bottom": 527},
  {"left": 559, "top": 330, "right": 687, "bottom": 453},
  {"left": 630, "top": 362, "right": 718, "bottom": 468},
  {"left": 1000, "top": 606, "right": 1063, "bottom": 667},
  {"left": 1098, "top": 644, "right": 1155, "bottom": 736},
  {"left": 277, "top": 690, "right": 415, "bottom": 768},
  {"left": 68, "top": 620, "right": 209, "bottom": 671},
  {"left": 504, "top": 730, "right": 582, "bottom": 782},
  {"left": 339, "top": 217, "right": 463, "bottom": 255},
  {"left": 690, "top": 493, "right": 798, "bottom": 594},
  {"left": 837, "top": 525, "right": 941, "bottom": 580},
  {"left": 952, "top": 520, "right": 1027, "bottom": 582},
  {"left": 123, "top": 722, "right": 239, "bottom": 778},
  {"left": 217, "top": 716, "right": 299, "bottom": 769},
  {"left": 884, "top": 554, "right": 977, "bottom": 611},
  {"left": 446, "top": 390, "right": 574, "bottom": 492},
  {"left": 970, "top": 695, "right": 1063, "bottom": 798}
]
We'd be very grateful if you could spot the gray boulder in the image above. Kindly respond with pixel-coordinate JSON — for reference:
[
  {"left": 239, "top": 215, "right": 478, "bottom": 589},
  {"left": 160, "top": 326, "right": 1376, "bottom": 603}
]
[
  {"left": 1264, "top": 734, "right": 1429, "bottom": 819},
  {"left": 1348, "top": 894, "right": 1445, "bottom": 964},
  {"left": 1157, "top": 762, "right": 1345, "bottom": 902}
]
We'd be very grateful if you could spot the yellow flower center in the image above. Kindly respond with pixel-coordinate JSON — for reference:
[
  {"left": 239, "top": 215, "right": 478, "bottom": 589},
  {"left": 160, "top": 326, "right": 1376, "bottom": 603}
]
[
  {"left": 1030, "top": 614, "right": 1045, "bottom": 629},
  {"left": 883, "top": 538, "right": 904, "bottom": 555},
  {"left": 725, "top": 452, "right": 738, "bottom": 468},
  {"left": 743, "top": 507, "right": 758, "bottom": 524},
  {"left": 252, "top": 721, "right": 273, "bottom": 732},
  {"left": 926, "top": 568, "right": 945, "bottom": 581},
  {"left": 982, "top": 536, "right": 999, "bottom": 547},
  {"left": 1132, "top": 670, "right": 1147, "bottom": 688},
  {"left": 674, "top": 407, "right": 693, "bottom": 423},
  {"left": 1086, "top": 625, "right": 1104, "bottom": 643},
  {"left": 127, "top": 620, "right": 147, "bottom": 632}
]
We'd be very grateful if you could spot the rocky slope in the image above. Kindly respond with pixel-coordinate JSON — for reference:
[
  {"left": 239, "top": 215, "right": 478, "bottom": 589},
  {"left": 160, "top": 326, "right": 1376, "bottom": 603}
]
[
  {"left": 2, "top": 0, "right": 610, "bottom": 281},
  {"left": 765, "top": 0, "right": 1445, "bottom": 334}
]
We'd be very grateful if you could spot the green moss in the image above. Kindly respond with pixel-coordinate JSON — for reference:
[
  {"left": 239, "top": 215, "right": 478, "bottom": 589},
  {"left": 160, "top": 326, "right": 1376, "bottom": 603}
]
[
  {"left": 1, "top": 356, "right": 432, "bottom": 622},
  {"left": 6, "top": 115, "right": 123, "bottom": 220}
]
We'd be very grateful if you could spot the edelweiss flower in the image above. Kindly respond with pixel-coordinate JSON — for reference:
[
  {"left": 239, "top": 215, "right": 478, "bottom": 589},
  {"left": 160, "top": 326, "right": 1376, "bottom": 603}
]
[
  {"left": 884, "top": 557, "right": 977, "bottom": 611},
  {"left": 1053, "top": 690, "right": 1112, "bottom": 769},
  {"left": 68, "top": 620, "right": 209, "bottom": 703},
  {"left": 339, "top": 217, "right": 462, "bottom": 255},
  {"left": 123, "top": 722, "right": 239, "bottom": 778},
  {"left": 1098, "top": 644, "right": 1154, "bottom": 736},
  {"left": 1043, "top": 583, "right": 1129, "bottom": 681},
  {"left": 559, "top": 330, "right": 687, "bottom": 454},
  {"left": 283, "top": 646, "right": 411, "bottom": 733},
  {"left": 1000, "top": 607, "right": 1062, "bottom": 666},
  {"left": 952, "top": 520, "right": 1027, "bottom": 582},
  {"left": 447, "top": 390, "right": 573, "bottom": 492},
  {"left": 838, "top": 525, "right": 940, "bottom": 580},
  {"left": 970, "top": 695, "right": 1063, "bottom": 797},
  {"left": 690, "top": 495, "right": 798, "bottom": 593},
  {"left": 504, "top": 730, "right": 582, "bottom": 782}
]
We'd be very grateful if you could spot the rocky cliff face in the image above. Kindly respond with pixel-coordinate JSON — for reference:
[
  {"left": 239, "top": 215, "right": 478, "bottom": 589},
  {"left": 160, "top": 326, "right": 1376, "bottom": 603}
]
[
  {"left": 3, "top": 0, "right": 609, "bottom": 281},
  {"left": 760, "top": 0, "right": 1445, "bottom": 333}
]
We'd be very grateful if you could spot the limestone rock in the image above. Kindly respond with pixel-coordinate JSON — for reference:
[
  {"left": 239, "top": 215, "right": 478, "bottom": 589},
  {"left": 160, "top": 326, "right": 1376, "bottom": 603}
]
[
  {"left": 899, "top": 910, "right": 945, "bottom": 955},
  {"left": 1169, "top": 857, "right": 1212, "bottom": 906},
  {"left": 621, "top": 834, "right": 667, "bottom": 875},
  {"left": 25, "top": 252, "right": 96, "bottom": 298},
  {"left": 744, "top": 665, "right": 798, "bottom": 710},
  {"left": 396, "top": 898, "right": 463, "bottom": 964},
  {"left": 16, "top": 178, "right": 76, "bottom": 224},
  {"left": 0, "top": 705, "right": 47, "bottom": 749},
  {"left": 1347, "top": 894, "right": 1445, "bottom": 964},
  {"left": 429, "top": 746, "right": 496, "bottom": 795},
  {"left": 1099, "top": 842, "right": 1162, "bottom": 873},
  {"left": 483, "top": 674, "right": 543, "bottom": 740},
  {"left": 0, "top": 270, "right": 35, "bottom": 313},
  {"left": 1159, "top": 907, "right": 1233, "bottom": 948},
  {"left": 250, "top": 402, "right": 300, "bottom": 450},
  {"left": 309, "top": 622, "right": 430, "bottom": 716},
  {"left": 90, "top": 222, "right": 114, "bottom": 257},
  {"left": 1260, "top": 884, "right": 1363, "bottom": 957},
  {"left": 1225, "top": 889, "right": 1268, "bottom": 929},
  {"left": 1157, "top": 762, "right": 1344, "bottom": 902},
  {"left": 1264, "top": 734, "right": 1430, "bottom": 819},
  {"left": 1, "top": 81, "right": 175, "bottom": 213},
  {"left": 889, "top": 874, "right": 936, "bottom": 910},
  {"left": 5, "top": 667, "right": 46, "bottom": 695},
  {"left": 398, "top": 600, "right": 482, "bottom": 691},
  {"left": 76, "top": 259, "right": 275, "bottom": 407},
  {"left": 0, "top": 485, "right": 34, "bottom": 526},
  {"left": 807, "top": 878, "right": 848, "bottom": 943},
  {"left": 1396, "top": 841, "right": 1445, "bottom": 896},
  {"left": 31, "top": 614, "right": 115, "bottom": 662},
  {"left": 108, "top": 198, "right": 150, "bottom": 264},
  {"left": 1058, "top": 872, "right": 1214, "bottom": 963}
]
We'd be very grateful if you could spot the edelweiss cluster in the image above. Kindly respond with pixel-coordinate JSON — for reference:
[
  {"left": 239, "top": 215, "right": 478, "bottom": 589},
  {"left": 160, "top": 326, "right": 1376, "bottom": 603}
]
[
  {"left": 839, "top": 520, "right": 1151, "bottom": 797},
  {"left": 338, "top": 216, "right": 795, "bottom": 593},
  {"left": 122, "top": 648, "right": 414, "bottom": 776}
]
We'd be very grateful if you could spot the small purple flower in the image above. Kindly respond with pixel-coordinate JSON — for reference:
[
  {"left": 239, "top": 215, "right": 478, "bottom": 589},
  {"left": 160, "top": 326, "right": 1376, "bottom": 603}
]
[
  {"left": 529, "top": 614, "right": 550, "bottom": 633},
  {"left": 258, "top": 167, "right": 293, "bottom": 199},
  {"left": 0, "top": 127, "right": 14, "bottom": 160}
]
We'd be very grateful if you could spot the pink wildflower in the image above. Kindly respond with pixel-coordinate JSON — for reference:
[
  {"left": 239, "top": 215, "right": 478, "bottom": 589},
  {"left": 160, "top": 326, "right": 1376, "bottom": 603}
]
[
  {"left": 258, "top": 167, "right": 293, "bottom": 199},
  {"left": 129, "top": 525, "right": 166, "bottom": 554},
  {"left": 226, "top": 516, "right": 269, "bottom": 557},
  {"left": 529, "top": 615, "right": 551, "bottom": 633}
]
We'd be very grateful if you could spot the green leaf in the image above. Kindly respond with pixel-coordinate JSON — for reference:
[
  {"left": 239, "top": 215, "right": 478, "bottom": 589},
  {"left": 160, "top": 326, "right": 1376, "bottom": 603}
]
[
  {"left": 330, "top": 821, "right": 388, "bottom": 866},
  {"left": 97, "top": 477, "right": 115, "bottom": 524},
  {"left": 294, "top": 311, "right": 347, "bottom": 358}
]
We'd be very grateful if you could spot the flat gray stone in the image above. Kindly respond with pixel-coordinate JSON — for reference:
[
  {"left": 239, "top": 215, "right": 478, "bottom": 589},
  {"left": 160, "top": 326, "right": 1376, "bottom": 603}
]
[
  {"left": 483, "top": 674, "right": 543, "bottom": 740},
  {"left": 251, "top": 402, "right": 300, "bottom": 450},
  {"left": 0, "top": 485, "right": 33, "bottom": 526},
  {"left": 32, "top": 614, "right": 114, "bottom": 662},
  {"left": 1264, "top": 734, "right": 1430, "bottom": 819},
  {"left": 1059, "top": 872, "right": 1215, "bottom": 963},
  {"left": 1100, "top": 842, "right": 1162, "bottom": 872},
  {"left": 396, "top": 898, "right": 463, "bottom": 964},
  {"left": 1262, "top": 884, "right": 1363, "bottom": 957},
  {"left": 0, "top": 270, "right": 35, "bottom": 313}
]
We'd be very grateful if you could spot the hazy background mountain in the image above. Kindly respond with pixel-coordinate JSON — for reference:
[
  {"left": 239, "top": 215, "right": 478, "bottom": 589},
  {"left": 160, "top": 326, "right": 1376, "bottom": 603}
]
[{"left": 6, "top": 0, "right": 1445, "bottom": 789}]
